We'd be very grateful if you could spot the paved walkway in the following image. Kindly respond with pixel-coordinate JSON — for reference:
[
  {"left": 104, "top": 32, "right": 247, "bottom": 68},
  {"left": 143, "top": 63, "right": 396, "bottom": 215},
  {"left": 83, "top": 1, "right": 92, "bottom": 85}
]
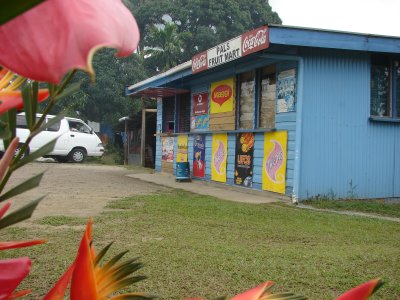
[{"left": 126, "top": 172, "right": 290, "bottom": 204}]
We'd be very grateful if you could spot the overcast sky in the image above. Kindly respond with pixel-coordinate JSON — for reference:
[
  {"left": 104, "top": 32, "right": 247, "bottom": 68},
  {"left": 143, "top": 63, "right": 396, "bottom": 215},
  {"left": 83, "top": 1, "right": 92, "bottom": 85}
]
[{"left": 268, "top": 0, "right": 399, "bottom": 37}]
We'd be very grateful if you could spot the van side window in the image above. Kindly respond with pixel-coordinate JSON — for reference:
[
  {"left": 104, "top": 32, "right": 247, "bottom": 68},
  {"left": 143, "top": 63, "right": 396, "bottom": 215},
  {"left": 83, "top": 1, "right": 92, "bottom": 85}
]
[
  {"left": 16, "top": 115, "right": 28, "bottom": 129},
  {"left": 47, "top": 120, "right": 61, "bottom": 132},
  {"left": 69, "top": 120, "right": 91, "bottom": 134}
]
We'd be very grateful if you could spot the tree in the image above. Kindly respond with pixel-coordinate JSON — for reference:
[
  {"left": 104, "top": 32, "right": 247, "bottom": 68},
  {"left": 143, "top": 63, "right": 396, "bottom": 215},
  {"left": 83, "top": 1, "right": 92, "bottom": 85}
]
[
  {"left": 135, "top": 0, "right": 282, "bottom": 63},
  {"left": 52, "top": 48, "right": 148, "bottom": 125},
  {"left": 144, "top": 22, "right": 191, "bottom": 72}
]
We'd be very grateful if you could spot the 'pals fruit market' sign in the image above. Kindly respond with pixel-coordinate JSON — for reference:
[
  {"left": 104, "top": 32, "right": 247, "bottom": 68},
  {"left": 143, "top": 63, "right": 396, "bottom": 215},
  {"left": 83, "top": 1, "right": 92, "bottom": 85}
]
[{"left": 192, "top": 26, "right": 269, "bottom": 74}]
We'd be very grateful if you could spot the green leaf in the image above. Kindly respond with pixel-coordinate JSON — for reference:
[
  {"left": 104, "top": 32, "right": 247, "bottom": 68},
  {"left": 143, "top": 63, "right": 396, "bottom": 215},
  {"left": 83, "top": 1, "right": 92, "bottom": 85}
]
[
  {"left": 2, "top": 108, "right": 17, "bottom": 149},
  {"left": 0, "top": 196, "right": 44, "bottom": 229},
  {"left": 0, "top": 0, "right": 46, "bottom": 25},
  {"left": 0, "top": 119, "right": 11, "bottom": 140},
  {"left": 11, "top": 139, "right": 57, "bottom": 171},
  {"left": 54, "top": 81, "right": 82, "bottom": 102},
  {"left": 101, "top": 250, "right": 129, "bottom": 274},
  {"left": 0, "top": 172, "right": 44, "bottom": 203},
  {"left": 94, "top": 242, "right": 114, "bottom": 266},
  {"left": 22, "top": 83, "right": 35, "bottom": 130}
]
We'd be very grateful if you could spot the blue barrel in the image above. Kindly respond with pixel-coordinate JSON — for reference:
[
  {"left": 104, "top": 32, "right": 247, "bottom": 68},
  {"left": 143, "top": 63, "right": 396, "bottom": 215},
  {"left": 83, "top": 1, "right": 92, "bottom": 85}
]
[{"left": 176, "top": 162, "right": 190, "bottom": 180}]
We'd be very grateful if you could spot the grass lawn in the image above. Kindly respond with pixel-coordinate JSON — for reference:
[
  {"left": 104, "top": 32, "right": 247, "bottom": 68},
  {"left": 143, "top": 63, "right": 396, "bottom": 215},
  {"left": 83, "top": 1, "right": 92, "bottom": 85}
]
[
  {"left": 302, "top": 198, "right": 400, "bottom": 218},
  {"left": 1, "top": 190, "right": 399, "bottom": 299}
]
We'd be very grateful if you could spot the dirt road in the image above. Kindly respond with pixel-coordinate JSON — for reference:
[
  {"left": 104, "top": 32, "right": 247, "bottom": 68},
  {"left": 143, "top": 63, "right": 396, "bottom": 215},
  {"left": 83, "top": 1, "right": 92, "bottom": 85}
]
[{"left": 6, "top": 162, "right": 168, "bottom": 220}]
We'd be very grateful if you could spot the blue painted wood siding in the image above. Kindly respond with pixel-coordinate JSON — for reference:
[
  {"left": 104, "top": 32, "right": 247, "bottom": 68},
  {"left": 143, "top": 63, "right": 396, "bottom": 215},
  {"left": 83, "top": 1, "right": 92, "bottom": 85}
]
[{"left": 300, "top": 49, "right": 400, "bottom": 199}]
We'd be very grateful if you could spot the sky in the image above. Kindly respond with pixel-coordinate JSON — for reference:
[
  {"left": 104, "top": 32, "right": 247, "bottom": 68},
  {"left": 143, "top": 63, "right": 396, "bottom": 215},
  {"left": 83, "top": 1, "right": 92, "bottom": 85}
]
[{"left": 268, "top": 0, "right": 399, "bottom": 37}]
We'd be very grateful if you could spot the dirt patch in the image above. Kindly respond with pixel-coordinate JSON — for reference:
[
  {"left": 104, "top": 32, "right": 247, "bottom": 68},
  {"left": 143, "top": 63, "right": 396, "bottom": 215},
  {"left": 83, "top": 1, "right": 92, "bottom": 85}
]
[{"left": 6, "top": 162, "right": 169, "bottom": 220}]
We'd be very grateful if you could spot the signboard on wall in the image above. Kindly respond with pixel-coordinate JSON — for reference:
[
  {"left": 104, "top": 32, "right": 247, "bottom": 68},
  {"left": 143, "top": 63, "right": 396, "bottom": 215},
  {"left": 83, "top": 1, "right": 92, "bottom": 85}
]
[
  {"left": 177, "top": 135, "right": 188, "bottom": 162},
  {"left": 193, "top": 134, "right": 206, "bottom": 178},
  {"left": 234, "top": 132, "right": 254, "bottom": 187},
  {"left": 192, "top": 26, "right": 269, "bottom": 74},
  {"left": 210, "top": 78, "right": 235, "bottom": 114},
  {"left": 161, "top": 137, "right": 174, "bottom": 162},
  {"left": 211, "top": 133, "right": 227, "bottom": 183},
  {"left": 191, "top": 114, "right": 209, "bottom": 131},
  {"left": 262, "top": 131, "right": 288, "bottom": 194},
  {"left": 276, "top": 69, "right": 296, "bottom": 113},
  {"left": 192, "top": 92, "right": 209, "bottom": 115}
]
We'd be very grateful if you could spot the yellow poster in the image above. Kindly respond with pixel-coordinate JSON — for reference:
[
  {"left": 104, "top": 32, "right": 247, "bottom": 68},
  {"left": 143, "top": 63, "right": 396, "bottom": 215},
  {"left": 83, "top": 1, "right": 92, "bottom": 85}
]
[
  {"left": 262, "top": 131, "right": 288, "bottom": 194},
  {"left": 210, "top": 78, "right": 235, "bottom": 114},
  {"left": 177, "top": 135, "right": 188, "bottom": 162},
  {"left": 211, "top": 133, "right": 227, "bottom": 182}
]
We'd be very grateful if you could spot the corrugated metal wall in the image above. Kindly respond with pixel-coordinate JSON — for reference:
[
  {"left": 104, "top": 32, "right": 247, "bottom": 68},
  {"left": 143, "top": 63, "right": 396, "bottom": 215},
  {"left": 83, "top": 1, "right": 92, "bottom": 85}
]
[{"left": 300, "top": 49, "right": 399, "bottom": 199}]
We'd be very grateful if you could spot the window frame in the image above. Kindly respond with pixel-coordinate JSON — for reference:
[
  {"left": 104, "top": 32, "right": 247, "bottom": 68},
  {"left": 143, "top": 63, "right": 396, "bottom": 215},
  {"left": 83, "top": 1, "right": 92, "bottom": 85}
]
[{"left": 370, "top": 55, "right": 400, "bottom": 120}]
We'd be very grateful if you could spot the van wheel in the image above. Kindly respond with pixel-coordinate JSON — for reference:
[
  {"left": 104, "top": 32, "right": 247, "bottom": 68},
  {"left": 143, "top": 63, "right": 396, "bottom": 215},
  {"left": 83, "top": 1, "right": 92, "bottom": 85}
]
[
  {"left": 69, "top": 148, "right": 86, "bottom": 163},
  {"left": 15, "top": 144, "right": 29, "bottom": 159}
]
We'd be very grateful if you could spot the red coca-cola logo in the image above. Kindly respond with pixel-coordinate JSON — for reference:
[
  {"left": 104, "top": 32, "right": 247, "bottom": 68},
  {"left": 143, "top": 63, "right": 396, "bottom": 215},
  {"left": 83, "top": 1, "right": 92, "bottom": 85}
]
[
  {"left": 242, "top": 26, "right": 269, "bottom": 55},
  {"left": 212, "top": 85, "right": 232, "bottom": 106},
  {"left": 192, "top": 52, "right": 208, "bottom": 73}
]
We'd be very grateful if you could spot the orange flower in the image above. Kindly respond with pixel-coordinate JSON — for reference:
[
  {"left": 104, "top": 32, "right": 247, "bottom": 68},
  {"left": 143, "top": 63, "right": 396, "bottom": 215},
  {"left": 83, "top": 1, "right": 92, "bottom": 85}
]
[
  {"left": 336, "top": 279, "right": 383, "bottom": 300},
  {"left": 0, "top": 257, "right": 32, "bottom": 299},
  {"left": 0, "top": 0, "right": 140, "bottom": 84},
  {"left": 45, "top": 219, "right": 151, "bottom": 300}
]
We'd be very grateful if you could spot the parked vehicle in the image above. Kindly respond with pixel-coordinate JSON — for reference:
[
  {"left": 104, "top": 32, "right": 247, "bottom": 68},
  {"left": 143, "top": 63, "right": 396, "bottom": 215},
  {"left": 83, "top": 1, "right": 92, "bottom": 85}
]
[{"left": 0, "top": 114, "right": 104, "bottom": 163}]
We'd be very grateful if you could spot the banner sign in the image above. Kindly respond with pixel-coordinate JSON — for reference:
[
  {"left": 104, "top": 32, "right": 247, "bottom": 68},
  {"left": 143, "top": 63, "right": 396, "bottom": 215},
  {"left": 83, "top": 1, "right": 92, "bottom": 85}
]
[
  {"left": 161, "top": 137, "right": 174, "bottom": 162},
  {"left": 192, "top": 92, "right": 209, "bottom": 115},
  {"left": 191, "top": 114, "right": 209, "bottom": 131},
  {"left": 177, "top": 135, "right": 188, "bottom": 162},
  {"left": 210, "top": 78, "right": 235, "bottom": 114},
  {"left": 277, "top": 69, "right": 296, "bottom": 113},
  {"left": 262, "top": 131, "right": 288, "bottom": 194},
  {"left": 193, "top": 134, "right": 206, "bottom": 178},
  {"left": 234, "top": 133, "right": 254, "bottom": 187},
  {"left": 211, "top": 133, "right": 227, "bottom": 182},
  {"left": 192, "top": 26, "right": 269, "bottom": 74}
]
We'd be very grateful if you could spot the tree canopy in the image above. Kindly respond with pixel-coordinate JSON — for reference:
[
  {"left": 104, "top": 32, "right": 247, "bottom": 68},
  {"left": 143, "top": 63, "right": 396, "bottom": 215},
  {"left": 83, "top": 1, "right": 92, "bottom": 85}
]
[{"left": 56, "top": 0, "right": 281, "bottom": 125}]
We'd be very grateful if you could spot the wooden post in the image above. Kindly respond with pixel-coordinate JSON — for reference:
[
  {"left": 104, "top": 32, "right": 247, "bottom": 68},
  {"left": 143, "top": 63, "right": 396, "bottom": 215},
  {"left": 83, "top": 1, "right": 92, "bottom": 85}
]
[{"left": 141, "top": 109, "right": 146, "bottom": 167}]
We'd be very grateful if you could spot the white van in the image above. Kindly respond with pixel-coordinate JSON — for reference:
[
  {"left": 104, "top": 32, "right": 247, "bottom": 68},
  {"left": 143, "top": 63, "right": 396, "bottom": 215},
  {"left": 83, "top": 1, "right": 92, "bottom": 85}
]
[{"left": 0, "top": 114, "right": 104, "bottom": 163}]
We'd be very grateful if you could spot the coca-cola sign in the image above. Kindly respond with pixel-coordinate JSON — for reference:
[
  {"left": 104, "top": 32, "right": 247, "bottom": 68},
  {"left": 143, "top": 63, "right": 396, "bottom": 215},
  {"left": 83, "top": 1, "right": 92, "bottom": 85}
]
[
  {"left": 192, "top": 52, "right": 207, "bottom": 73},
  {"left": 191, "top": 26, "right": 269, "bottom": 74},
  {"left": 242, "top": 26, "right": 269, "bottom": 55}
]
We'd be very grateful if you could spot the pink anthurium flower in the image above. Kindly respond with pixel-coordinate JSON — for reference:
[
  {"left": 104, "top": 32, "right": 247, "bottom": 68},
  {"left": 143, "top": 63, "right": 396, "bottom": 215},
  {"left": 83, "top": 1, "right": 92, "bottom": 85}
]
[
  {"left": 0, "top": 257, "right": 31, "bottom": 299},
  {"left": 0, "top": 0, "right": 140, "bottom": 84}
]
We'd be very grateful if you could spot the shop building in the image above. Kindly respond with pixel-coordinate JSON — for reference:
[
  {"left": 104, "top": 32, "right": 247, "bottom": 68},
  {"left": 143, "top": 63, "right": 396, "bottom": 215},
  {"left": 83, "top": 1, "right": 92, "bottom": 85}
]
[{"left": 126, "top": 25, "right": 400, "bottom": 202}]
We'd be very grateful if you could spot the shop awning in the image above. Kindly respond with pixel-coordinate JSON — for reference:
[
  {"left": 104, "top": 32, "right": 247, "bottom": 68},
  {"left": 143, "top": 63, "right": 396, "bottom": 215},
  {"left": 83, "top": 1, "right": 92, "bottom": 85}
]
[{"left": 128, "top": 87, "right": 190, "bottom": 98}]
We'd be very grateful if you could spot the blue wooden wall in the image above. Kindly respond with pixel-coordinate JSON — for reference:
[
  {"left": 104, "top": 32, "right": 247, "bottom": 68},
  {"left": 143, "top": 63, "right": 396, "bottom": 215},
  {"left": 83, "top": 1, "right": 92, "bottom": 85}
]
[
  {"left": 155, "top": 99, "right": 162, "bottom": 172},
  {"left": 300, "top": 49, "right": 400, "bottom": 199}
]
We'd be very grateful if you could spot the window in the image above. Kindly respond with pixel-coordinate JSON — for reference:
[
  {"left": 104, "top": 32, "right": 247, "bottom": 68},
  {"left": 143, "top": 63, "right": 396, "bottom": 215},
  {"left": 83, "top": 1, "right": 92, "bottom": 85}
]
[
  {"left": 259, "top": 65, "right": 276, "bottom": 128},
  {"left": 371, "top": 55, "right": 400, "bottom": 118},
  {"left": 163, "top": 97, "right": 175, "bottom": 133},
  {"left": 178, "top": 93, "right": 190, "bottom": 133},
  {"left": 68, "top": 120, "right": 91, "bottom": 134},
  {"left": 47, "top": 119, "right": 61, "bottom": 132},
  {"left": 238, "top": 71, "right": 255, "bottom": 129}
]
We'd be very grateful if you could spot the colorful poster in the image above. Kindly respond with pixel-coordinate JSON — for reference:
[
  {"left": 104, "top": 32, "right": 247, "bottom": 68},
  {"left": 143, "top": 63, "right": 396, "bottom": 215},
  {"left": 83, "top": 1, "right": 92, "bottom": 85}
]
[
  {"left": 191, "top": 115, "right": 209, "bottom": 131},
  {"left": 276, "top": 69, "right": 296, "bottom": 113},
  {"left": 192, "top": 92, "right": 209, "bottom": 115},
  {"left": 262, "top": 131, "right": 288, "bottom": 194},
  {"left": 210, "top": 78, "right": 235, "bottom": 114},
  {"left": 177, "top": 135, "right": 188, "bottom": 162},
  {"left": 161, "top": 137, "right": 174, "bottom": 162},
  {"left": 193, "top": 134, "right": 206, "bottom": 178},
  {"left": 211, "top": 133, "right": 227, "bottom": 182},
  {"left": 234, "top": 133, "right": 254, "bottom": 187}
]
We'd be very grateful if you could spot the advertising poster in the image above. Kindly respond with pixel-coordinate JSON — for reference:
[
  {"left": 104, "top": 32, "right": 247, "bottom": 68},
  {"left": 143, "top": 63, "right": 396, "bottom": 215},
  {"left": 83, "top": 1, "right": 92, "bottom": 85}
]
[
  {"left": 161, "top": 137, "right": 174, "bottom": 162},
  {"left": 191, "top": 114, "right": 209, "bottom": 131},
  {"left": 177, "top": 135, "right": 188, "bottom": 162},
  {"left": 193, "top": 134, "right": 206, "bottom": 178},
  {"left": 210, "top": 78, "right": 235, "bottom": 114},
  {"left": 276, "top": 69, "right": 296, "bottom": 113},
  {"left": 211, "top": 133, "right": 227, "bottom": 182},
  {"left": 234, "top": 132, "right": 254, "bottom": 187},
  {"left": 262, "top": 131, "right": 288, "bottom": 194},
  {"left": 192, "top": 92, "right": 209, "bottom": 115}
]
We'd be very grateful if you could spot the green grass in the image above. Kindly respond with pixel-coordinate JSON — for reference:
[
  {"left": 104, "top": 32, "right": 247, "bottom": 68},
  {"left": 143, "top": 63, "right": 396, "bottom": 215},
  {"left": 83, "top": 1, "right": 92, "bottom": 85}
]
[
  {"left": 302, "top": 198, "right": 400, "bottom": 218},
  {"left": 34, "top": 215, "right": 87, "bottom": 226},
  {"left": 1, "top": 190, "right": 399, "bottom": 299}
]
